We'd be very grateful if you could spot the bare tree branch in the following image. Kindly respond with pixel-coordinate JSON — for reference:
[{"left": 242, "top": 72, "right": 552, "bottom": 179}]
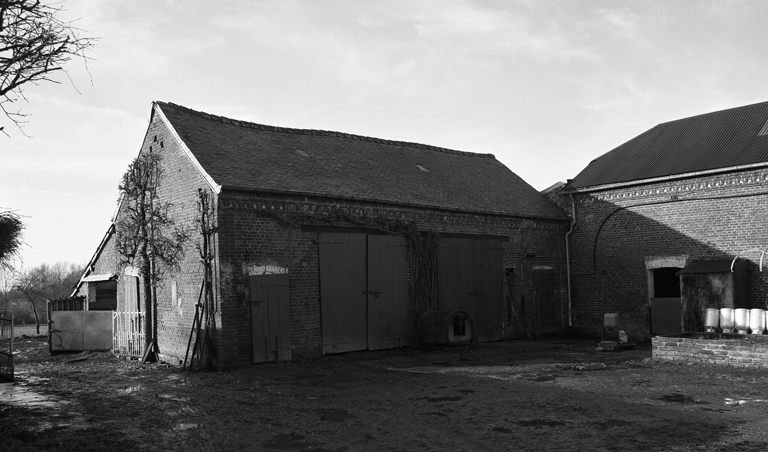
[{"left": 0, "top": 0, "right": 96, "bottom": 135}]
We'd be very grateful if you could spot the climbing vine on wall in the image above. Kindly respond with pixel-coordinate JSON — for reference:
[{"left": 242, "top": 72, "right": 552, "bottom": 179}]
[{"left": 262, "top": 205, "right": 440, "bottom": 330}]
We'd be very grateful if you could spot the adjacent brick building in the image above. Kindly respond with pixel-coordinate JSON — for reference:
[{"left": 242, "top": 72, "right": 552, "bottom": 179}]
[
  {"left": 74, "top": 101, "right": 570, "bottom": 368},
  {"left": 561, "top": 101, "right": 768, "bottom": 341}
]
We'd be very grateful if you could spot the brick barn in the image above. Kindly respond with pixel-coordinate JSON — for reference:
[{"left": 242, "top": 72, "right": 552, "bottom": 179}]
[
  {"left": 561, "top": 101, "right": 768, "bottom": 341},
  {"left": 74, "top": 101, "right": 569, "bottom": 368}
]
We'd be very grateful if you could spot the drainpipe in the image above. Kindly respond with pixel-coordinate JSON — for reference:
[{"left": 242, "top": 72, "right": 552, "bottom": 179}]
[{"left": 565, "top": 194, "right": 577, "bottom": 328}]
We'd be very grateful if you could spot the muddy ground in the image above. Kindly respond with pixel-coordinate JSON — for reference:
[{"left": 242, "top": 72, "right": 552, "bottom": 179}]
[{"left": 2, "top": 336, "right": 768, "bottom": 452}]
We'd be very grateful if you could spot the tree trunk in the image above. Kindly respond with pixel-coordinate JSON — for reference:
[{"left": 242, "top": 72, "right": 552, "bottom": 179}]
[{"left": 142, "top": 261, "right": 152, "bottom": 350}]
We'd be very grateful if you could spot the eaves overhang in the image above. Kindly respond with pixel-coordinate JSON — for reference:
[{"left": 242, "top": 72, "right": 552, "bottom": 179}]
[
  {"left": 563, "top": 161, "right": 768, "bottom": 194},
  {"left": 219, "top": 185, "right": 571, "bottom": 223}
]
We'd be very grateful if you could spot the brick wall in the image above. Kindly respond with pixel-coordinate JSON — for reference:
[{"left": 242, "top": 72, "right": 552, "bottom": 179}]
[
  {"left": 215, "top": 190, "right": 570, "bottom": 367},
  {"left": 652, "top": 335, "right": 768, "bottom": 369},
  {"left": 568, "top": 169, "right": 768, "bottom": 341}
]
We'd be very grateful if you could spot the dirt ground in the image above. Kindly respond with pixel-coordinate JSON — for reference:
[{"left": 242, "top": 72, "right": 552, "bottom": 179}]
[{"left": 2, "top": 336, "right": 768, "bottom": 452}]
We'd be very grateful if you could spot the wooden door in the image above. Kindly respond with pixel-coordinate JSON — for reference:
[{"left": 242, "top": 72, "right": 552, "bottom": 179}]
[
  {"left": 439, "top": 237, "right": 504, "bottom": 342},
  {"left": 533, "top": 268, "right": 556, "bottom": 330},
  {"left": 319, "top": 233, "right": 367, "bottom": 353},
  {"left": 367, "top": 235, "right": 408, "bottom": 350},
  {"left": 250, "top": 274, "right": 292, "bottom": 362},
  {"left": 651, "top": 298, "right": 682, "bottom": 335}
]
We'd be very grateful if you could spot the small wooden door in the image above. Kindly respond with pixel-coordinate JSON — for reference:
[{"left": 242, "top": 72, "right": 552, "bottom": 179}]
[
  {"left": 533, "top": 268, "right": 556, "bottom": 330},
  {"left": 438, "top": 237, "right": 504, "bottom": 342},
  {"left": 250, "top": 274, "right": 292, "bottom": 362},
  {"left": 367, "top": 235, "right": 408, "bottom": 350},
  {"left": 319, "top": 233, "right": 367, "bottom": 353}
]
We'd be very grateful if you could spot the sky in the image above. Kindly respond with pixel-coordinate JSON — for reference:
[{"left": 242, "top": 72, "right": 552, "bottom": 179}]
[{"left": 3, "top": 0, "right": 768, "bottom": 270}]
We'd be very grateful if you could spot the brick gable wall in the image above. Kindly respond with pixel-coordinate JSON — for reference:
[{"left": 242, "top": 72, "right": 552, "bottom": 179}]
[{"left": 568, "top": 168, "right": 768, "bottom": 341}]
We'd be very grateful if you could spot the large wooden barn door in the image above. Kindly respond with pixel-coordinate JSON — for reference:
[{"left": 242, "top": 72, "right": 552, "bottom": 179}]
[
  {"left": 319, "top": 233, "right": 367, "bottom": 353},
  {"left": 439, "top": 237, "right": 504, "bottom": 343},
  {"left": 250, "top": 274, "right": 292, "bottom": 362},
  {"left": 367, "top": 235, "right": 408, "bottom": 350}
]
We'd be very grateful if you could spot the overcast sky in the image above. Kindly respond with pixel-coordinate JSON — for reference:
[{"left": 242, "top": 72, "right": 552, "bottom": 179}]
[{"left": 3, "top": 0, "right": 768, "bottom": 270}]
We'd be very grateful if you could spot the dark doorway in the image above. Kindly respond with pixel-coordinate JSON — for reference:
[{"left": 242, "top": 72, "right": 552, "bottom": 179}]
[
  {"left": 653, "top": 267, "right": 681, "bottom": 297},
  {"left": 651, "top": 267, "right": 682, "bottom": 335}
]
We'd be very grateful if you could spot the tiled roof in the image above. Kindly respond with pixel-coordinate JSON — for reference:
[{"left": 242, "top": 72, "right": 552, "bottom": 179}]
[
  {"left": 569, "top": 101, "right": 768, "bottom": 189},
  {"left": 156, "top": 102, "right": 567, "bottom": 220}
]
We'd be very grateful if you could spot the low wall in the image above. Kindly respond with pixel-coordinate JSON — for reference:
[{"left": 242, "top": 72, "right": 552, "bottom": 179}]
[{"left": 652, "top": 333, "right": 768, "bottom": 368}]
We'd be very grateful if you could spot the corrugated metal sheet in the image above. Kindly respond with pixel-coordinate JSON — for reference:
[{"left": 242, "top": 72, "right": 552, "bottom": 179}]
[{"left": 570, "top": 101, "right": 768, "bottom": 189}]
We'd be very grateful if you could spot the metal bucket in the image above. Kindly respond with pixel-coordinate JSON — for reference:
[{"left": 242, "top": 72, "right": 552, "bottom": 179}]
[
  {"left": 704, "top": 308, "right": 719, "bottom": 332},
  {"left": 750, "top": 309, "right": 765, "bottom": 335},
  {"left": 720, "top": 308, "right": 735, "bottom": 332},
  {"left": 735, "top": 308, "right": 750, "bottom": 334}
]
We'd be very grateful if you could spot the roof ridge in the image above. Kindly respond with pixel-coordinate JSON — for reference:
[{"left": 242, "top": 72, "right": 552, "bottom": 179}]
[
  {"left": 656, "top": 100, "right": 768, "bottom": 126},
  {"left": 156, "top": 101, "right": 495, "bottom": 159}
]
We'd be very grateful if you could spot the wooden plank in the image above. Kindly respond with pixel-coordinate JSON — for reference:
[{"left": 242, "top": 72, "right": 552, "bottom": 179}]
[
  {"left": 367, "top": 235, "right": 408, "bottom": 350},
  {"left": 319, "top": 232, "right": 367, "bottom": 354}
]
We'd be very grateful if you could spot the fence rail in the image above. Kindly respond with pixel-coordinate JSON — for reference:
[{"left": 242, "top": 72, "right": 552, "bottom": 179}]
[{"left": 113, "top": 311, "right": 145, "bottom": 358}]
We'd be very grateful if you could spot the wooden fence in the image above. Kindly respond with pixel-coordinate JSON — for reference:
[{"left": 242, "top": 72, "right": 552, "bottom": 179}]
[{"left": 113, "top": 311, "right": 145, "bottom": 358}]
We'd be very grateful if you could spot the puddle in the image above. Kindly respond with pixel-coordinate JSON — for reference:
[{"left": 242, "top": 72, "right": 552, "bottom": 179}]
[
  {"left": 659, "top": 394, "right": 709, "bottom": 405},
  {"left": 0, "top": 382, "right": 68, "bottom": 408}
]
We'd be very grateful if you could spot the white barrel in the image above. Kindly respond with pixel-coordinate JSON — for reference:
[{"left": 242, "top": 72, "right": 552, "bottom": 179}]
[
  {"left": 750, "top": 309, "right": 765, "bottom": 334},
  {"left": 735, "top": 308, "right": 750, "bottom": 334},
  {"left": 720, "top": 308, "right": 735, "bottom": 332},
  {"left": 704, "top": 308, "right": 719, "bottom": 332}
]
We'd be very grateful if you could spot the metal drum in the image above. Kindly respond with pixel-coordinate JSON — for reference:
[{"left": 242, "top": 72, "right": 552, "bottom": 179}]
[
  {"left": 704, "top": 308, "right": 719, "bottom": 333},
  {"left": 750, "top": 309, "right": 765, "bottom": 335},
  {"left": 720, "top": 308, "right": 735, "bottom": 333},
  {"left": 735, "top": 308, "right": 750, "bottom": 334}
]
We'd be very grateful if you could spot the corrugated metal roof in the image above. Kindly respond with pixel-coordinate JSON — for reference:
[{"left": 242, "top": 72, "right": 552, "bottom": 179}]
[
  {"left": 156, "top": 102, "right": 568, "bottom": 220},
  {"left": 677, "top": 259, "right": 745, "bottom": 274},
  {"left": 569, "top": 101, "right": 768, "bottom": 189}
]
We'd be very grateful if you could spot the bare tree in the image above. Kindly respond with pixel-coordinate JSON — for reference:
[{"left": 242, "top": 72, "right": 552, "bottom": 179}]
[
  {"left": 10, "top": 262, "right": 83, "bottom": 333},
  {"left": 0, "top": 0, "right": 95, "bottom": 134},
  {"left": 0, "top": 210, "right": 23, "bottom": 271},
  {"left": 115, "top": 152, "right": 189, "bottom": 361}
]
